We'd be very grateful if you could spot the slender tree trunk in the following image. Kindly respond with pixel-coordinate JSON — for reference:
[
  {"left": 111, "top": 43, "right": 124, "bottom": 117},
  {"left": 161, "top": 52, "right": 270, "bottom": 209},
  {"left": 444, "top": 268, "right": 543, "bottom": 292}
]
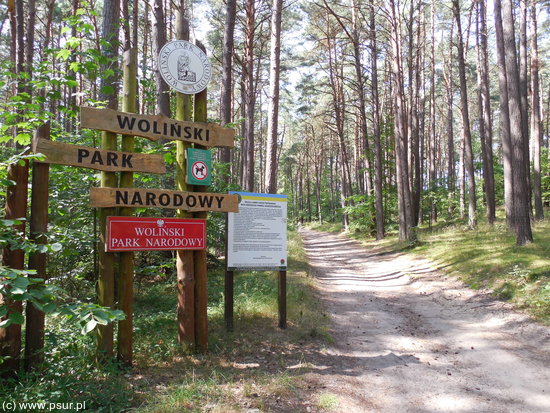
[
  {"left": 242, "top": 0, "right": 256, "bottom": 192},
  {"left": 389, "top": 0, "right": 415, "bottom": 242},
  {"left": 452, "top": 0, "right": 477, "bottom": 229},
  {"left": 477, "top": 0, "right": 496, "bottom": 224},
  {"left": 501, "top": 0, "right": 533, "bottom": 244},
  {"left": 265, "top": 0, "right": 283, "bottom": 194},
  {"left": 519, "top": 0, "right": 532, "bottom": 217},
  {"left": 369, "top": 4, "right": 384, "bottom": 239},
  {"left": 494, "top": 0, "right": 514, "bottom": 228},
  {"left": 153, "top": 0, "right": 170, "bottom": 117},
  {"left": 220, "top": 0, "right": 237, "bottom": 185},
  {"left": 530, "top": 0, "right": 544, "bottom": 220}
]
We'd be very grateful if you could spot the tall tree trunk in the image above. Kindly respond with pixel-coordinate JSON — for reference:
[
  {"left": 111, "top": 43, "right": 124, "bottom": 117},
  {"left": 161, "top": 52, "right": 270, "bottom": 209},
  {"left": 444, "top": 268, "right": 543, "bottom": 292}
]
[
  {"left": 519, "top": 0, "right": 532, "bottom": 217},
  {"left": 530, "top": 0, "right": 544, "bottom": 220},
  {"left": 369, "top": 4, "right": 384, "bottom": 239},
  {"left": 443, "top": 23, "right": 455, "bottom": 220},
  {"left": 220, "top": 0, "right": 237, "bottom": 185},
  {"left": 265, "top": 0, "right": 283, "bottom": 194},
  {"left": 452, "top": 0, "right": 477, "bottom": 229},
  {"left": 429, "top": 0, "right": 437, "bottom": 224},
  {"left": 389, "top": 0, "right": 415, "bottom": 242},
  {"left": 501, "top": 0, "right": 533, "bottom": 245},
  {"left": 242, "top": 0, "right": 256, "bottom": 192},
  {"left": 153, "top": 0, "right": 170, "bottom": 117},
  {"left": 477, "top": 0, "right": 496, "bottom": 224},
  {"left": 494, "top": 0, "right": 514, "bottom": 228}
]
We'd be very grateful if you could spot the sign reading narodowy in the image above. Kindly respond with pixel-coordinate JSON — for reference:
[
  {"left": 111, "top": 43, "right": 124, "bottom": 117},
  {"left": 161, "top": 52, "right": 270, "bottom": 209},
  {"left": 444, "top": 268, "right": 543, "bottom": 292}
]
[
  {"left": 158, "top": 40, "right": 212, "bottom": 95},
  {"left": 187, "top": 148, "right": 211, "bottom": 186},
  {"left": 80, "top": 107, "right": 234, "bottom": 148},
  {"left": 107, "top": 217, "right": 206, "bottom": 251},
  {"left": 32, "top": 137, "right": 166, "bottom": 174},
  {"left": 90, "top": 187, "right": 239, "bottom": 212},
  {"left": 227, "top": 192, "right": 288, "bottom": 271}
]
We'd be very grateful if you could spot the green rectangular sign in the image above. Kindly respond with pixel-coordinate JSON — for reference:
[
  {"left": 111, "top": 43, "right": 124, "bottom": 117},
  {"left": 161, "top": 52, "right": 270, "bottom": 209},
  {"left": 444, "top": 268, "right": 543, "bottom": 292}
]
[{"left": 187, "top": 148, "right": 212, "bottom": 186}]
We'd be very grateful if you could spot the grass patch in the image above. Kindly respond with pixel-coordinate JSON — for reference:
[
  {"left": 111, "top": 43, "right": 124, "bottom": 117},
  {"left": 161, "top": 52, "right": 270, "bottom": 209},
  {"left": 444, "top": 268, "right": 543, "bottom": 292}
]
[
  {"left": 317, "top": 393, "right": 340, "bottom": 410},
  {"left": 304, "top": 221, "right": 343, "bottom": 234},
  {"left": 411, "top": 219, "right": 550, "bottom": 323}
]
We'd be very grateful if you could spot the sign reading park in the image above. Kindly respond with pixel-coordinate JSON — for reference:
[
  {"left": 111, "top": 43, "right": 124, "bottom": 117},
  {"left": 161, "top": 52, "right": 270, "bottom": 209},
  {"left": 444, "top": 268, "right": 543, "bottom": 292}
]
[
  {"left": 80, "top": 107, "right": 234, "bottom": 148},
  {"left": 107, "top": 217, "right": 206, "bottom": 251},
  {"left": 187, "top": 148, "right": 211, "bottom": 186},
  {"left": 227, "top": 192, "right": 288, "bottom": 271},
  {"left": 90, "top": 187, "right": 239, "bottom": 212},
  {"left": 158, "top": 40, "right": 212, "bottom": 95},
  {"left": 32, "top": 137, "right": 166, "bottom": 174}
]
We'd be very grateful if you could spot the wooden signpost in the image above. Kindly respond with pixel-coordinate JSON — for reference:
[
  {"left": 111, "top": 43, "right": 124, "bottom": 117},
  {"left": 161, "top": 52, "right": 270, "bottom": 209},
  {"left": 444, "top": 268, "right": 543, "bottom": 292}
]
[
  {"left": 89, "top": 187, "right": 238, "bottom": 212},
  {"left": 18, "top": 25, "right": 234, "bottom": 365},
  {"left": 32, "top": 138, "right": 166, "bottom": 174},
  {"left": 81, "top": 107, "right": 235, "bottom": 148}
]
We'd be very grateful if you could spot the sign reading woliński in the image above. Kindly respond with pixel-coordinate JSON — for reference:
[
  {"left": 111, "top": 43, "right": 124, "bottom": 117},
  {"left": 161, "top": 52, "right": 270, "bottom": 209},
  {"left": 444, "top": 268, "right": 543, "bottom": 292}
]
[
  {"left": 227, "top": 192, "right": 288, "bottom": 271},
  {"left": 158, "top": 40, "right": 212, "bottom": 95},
  {"left": 107, "top": 217, "right": 206, "bottom": 251},
  {"left": 80, "top": 107, "right": 235, "bottom": 148},
  {"left": 187, "top": 148, "right": 211, "bottom": 186},
  {"left": 90, "top": 187, "right": 239, "bottom": 212},
  {"left": 32, "top": 137, "right": 166, "bottom": 174}
]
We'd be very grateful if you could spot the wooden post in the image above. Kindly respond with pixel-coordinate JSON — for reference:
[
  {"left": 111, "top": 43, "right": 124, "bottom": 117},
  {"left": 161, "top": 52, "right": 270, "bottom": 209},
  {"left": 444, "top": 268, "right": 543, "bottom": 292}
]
[
  {"left": 24, "top": 123, "right": 50, "bottom": 371},
  {"left": 278, "top": 270, "right": 287, "bottom": 329},
  {"left": 175, "top": 14, "right": 195, "bottom": 351},
  {"left": 117, "top": 48, "right": 137, "bottom": 365},
  {"left": 193, "top": 41, "right": 208, "bottom": 352},
  {"left": 224, "top": 269, "right": 234, "bottom": 332},
  {"left": 97, "top": 140, "right": 117, "bottom": 358},
  {"left": 0, "top": 149, "right": 29, "bottom": 377}
]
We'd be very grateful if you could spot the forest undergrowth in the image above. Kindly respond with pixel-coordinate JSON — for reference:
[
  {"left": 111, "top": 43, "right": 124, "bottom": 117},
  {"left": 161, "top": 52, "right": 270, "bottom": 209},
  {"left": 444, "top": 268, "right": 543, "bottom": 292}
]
[
  {"left": 307, "top": 211, "right": 550, "bottom": 325},
  {"left": 0, "top": 229, "right": 330, "bottom": 412}
]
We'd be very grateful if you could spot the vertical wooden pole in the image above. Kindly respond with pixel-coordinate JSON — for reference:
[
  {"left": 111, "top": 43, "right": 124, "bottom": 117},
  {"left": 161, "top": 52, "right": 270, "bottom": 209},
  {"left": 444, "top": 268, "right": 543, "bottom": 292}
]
[
  {"left": 24, "top": 123, "right": 50, "bottom": 371},
  {"left": 117, "top": 48, "right": 137, "bottom": 365},
  {"left": 0, "top": 150, "right": 29, "bottom": 377},
  {"left": 175, "top": 14, "right": 195, "bottom": 351},
  {"left": 193, "top": 40, "right": 208, "bottom": 352},
  {"left": 224, "top": 268, "right": 234, "bottom": 332},
  {"left": 278, "top": 270, "right": 287, "bottom": 329},
  {"left": 97, "top": 143, "right": 117, "bottom": 358}
]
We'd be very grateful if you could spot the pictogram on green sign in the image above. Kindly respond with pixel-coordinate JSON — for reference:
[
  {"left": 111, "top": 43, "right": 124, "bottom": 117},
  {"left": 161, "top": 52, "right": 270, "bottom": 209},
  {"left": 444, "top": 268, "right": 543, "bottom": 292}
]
[{"left": 187, "top": 148, "right": 212, "bottom": 186}]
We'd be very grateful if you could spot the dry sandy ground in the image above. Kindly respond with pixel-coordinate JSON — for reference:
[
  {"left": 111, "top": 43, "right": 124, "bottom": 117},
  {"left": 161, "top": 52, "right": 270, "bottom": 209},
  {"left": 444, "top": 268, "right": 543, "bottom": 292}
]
[{"left": 299, "top": 228, "right": 550, "bottom": 413}]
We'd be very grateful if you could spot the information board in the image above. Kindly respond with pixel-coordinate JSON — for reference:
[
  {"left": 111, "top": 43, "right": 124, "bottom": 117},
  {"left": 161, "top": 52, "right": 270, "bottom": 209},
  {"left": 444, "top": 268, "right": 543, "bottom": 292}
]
[{"left": 227, "top": 192, "right": 287, "bottom": 271}]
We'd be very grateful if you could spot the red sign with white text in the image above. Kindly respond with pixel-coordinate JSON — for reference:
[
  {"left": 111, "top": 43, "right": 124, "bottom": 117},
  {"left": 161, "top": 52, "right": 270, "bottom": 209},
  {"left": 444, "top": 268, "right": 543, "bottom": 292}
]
[{"left": 107, "top": 217, "right": 206, "bottom": 251}]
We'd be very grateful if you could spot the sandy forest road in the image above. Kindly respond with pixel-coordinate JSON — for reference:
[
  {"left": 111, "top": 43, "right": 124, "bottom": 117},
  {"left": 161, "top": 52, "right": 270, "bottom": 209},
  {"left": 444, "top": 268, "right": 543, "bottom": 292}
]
[{"left": 299, "top": 228, "right": 550, "bottom": 413}]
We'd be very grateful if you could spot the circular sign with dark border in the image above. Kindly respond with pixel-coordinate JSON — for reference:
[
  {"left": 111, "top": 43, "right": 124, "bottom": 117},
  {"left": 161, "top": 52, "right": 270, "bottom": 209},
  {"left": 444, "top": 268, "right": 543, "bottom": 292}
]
[
  {"left": 191, "top": 161, "right": 208, "bottom": 181},
  {"left": 158, "top": 40, "right": 212, "bottom": 95}
]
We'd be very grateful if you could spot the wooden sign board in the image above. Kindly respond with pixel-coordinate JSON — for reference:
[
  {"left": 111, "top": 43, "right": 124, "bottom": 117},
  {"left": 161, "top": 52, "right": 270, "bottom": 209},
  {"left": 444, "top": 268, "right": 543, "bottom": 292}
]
[
  {"left": 107, "top": 217, "right": 206, "bottom": 251},
  {"left": 32, "top": 138, "right": 166, "bottom": 174},
  {"left": 80, "top": 107, "right": 235, "bottom": 148},
  {"left": 90, "top": 187, "right": 239, "bottom": 212}
]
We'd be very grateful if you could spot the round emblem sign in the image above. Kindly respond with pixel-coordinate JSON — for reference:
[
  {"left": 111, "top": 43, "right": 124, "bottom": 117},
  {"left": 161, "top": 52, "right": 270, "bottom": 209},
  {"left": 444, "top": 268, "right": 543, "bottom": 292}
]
[
  {"left": 192, "top": 161, "right": 208, "bottom": 181},
  {"left": 158, "top": 40, "right": 212, "bottom": 95}
]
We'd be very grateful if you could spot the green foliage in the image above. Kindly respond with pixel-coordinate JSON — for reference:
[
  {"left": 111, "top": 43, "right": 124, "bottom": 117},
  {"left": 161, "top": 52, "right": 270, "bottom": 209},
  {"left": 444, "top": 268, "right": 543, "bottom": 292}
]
[
  {"left": 0, "top": 219, "right": 124, "bottom": 345},
  {"left": 412, "top": 218, "right": 550, "bottom": 323},
  {"left": 343, "top": 194, "right": 375, "bottom": 234}
]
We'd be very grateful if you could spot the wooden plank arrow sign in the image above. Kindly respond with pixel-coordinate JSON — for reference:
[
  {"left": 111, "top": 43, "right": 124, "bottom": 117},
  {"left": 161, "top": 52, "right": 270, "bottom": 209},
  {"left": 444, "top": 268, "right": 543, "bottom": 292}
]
[
  {"left": 32, "top": 137, "right": 166, "bottom": 174},
  {"left": 80, "top": 107, "right": 235, "bottom": 148},
  {"left": 90, "top": 187, "right": 239, "bottom": 212}
]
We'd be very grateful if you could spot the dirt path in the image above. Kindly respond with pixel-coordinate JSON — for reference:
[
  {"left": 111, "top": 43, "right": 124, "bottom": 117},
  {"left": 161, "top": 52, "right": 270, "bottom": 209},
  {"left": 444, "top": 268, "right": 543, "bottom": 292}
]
[{"left": 299, "top": 228, "right": 550, "bottom": 413}]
